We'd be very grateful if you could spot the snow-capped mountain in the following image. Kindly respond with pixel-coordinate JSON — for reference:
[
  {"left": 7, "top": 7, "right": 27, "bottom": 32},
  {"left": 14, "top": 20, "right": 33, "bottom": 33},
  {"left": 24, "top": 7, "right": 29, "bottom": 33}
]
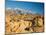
[{"left": 6, "top": 8, "right": 37, "bottom": 15}]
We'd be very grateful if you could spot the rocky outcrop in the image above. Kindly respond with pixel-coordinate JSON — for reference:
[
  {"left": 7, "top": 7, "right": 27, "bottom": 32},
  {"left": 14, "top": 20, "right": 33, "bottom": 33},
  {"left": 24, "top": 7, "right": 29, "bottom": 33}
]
[{"left": 5, "top": 10, "right": 44, "bottom": 33}]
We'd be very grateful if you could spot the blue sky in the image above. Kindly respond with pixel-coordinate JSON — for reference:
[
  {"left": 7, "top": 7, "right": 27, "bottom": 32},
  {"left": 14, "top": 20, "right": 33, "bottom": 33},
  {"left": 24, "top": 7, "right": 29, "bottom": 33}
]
[{"left": 5, "top": 0, "right": 44, "bottom": 15}]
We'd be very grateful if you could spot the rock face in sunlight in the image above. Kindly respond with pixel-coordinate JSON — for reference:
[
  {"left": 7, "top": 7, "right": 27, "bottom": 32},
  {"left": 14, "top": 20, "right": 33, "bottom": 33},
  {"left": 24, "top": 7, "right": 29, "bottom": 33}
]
[{"left": 5, "top": 9, "right": 44, "bottom": 34}]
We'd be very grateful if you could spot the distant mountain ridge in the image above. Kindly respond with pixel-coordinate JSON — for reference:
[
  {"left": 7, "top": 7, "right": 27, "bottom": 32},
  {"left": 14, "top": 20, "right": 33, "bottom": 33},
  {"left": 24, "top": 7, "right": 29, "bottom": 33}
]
[{"left": 6, "top": 8, "right": 43, "bottom": 16}]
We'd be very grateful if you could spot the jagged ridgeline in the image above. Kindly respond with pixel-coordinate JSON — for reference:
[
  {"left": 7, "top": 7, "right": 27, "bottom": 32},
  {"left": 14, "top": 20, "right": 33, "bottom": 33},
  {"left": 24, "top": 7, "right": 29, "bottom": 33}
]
[{"left": 6, "top": 8, "right": 42, "bottom": 15}]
